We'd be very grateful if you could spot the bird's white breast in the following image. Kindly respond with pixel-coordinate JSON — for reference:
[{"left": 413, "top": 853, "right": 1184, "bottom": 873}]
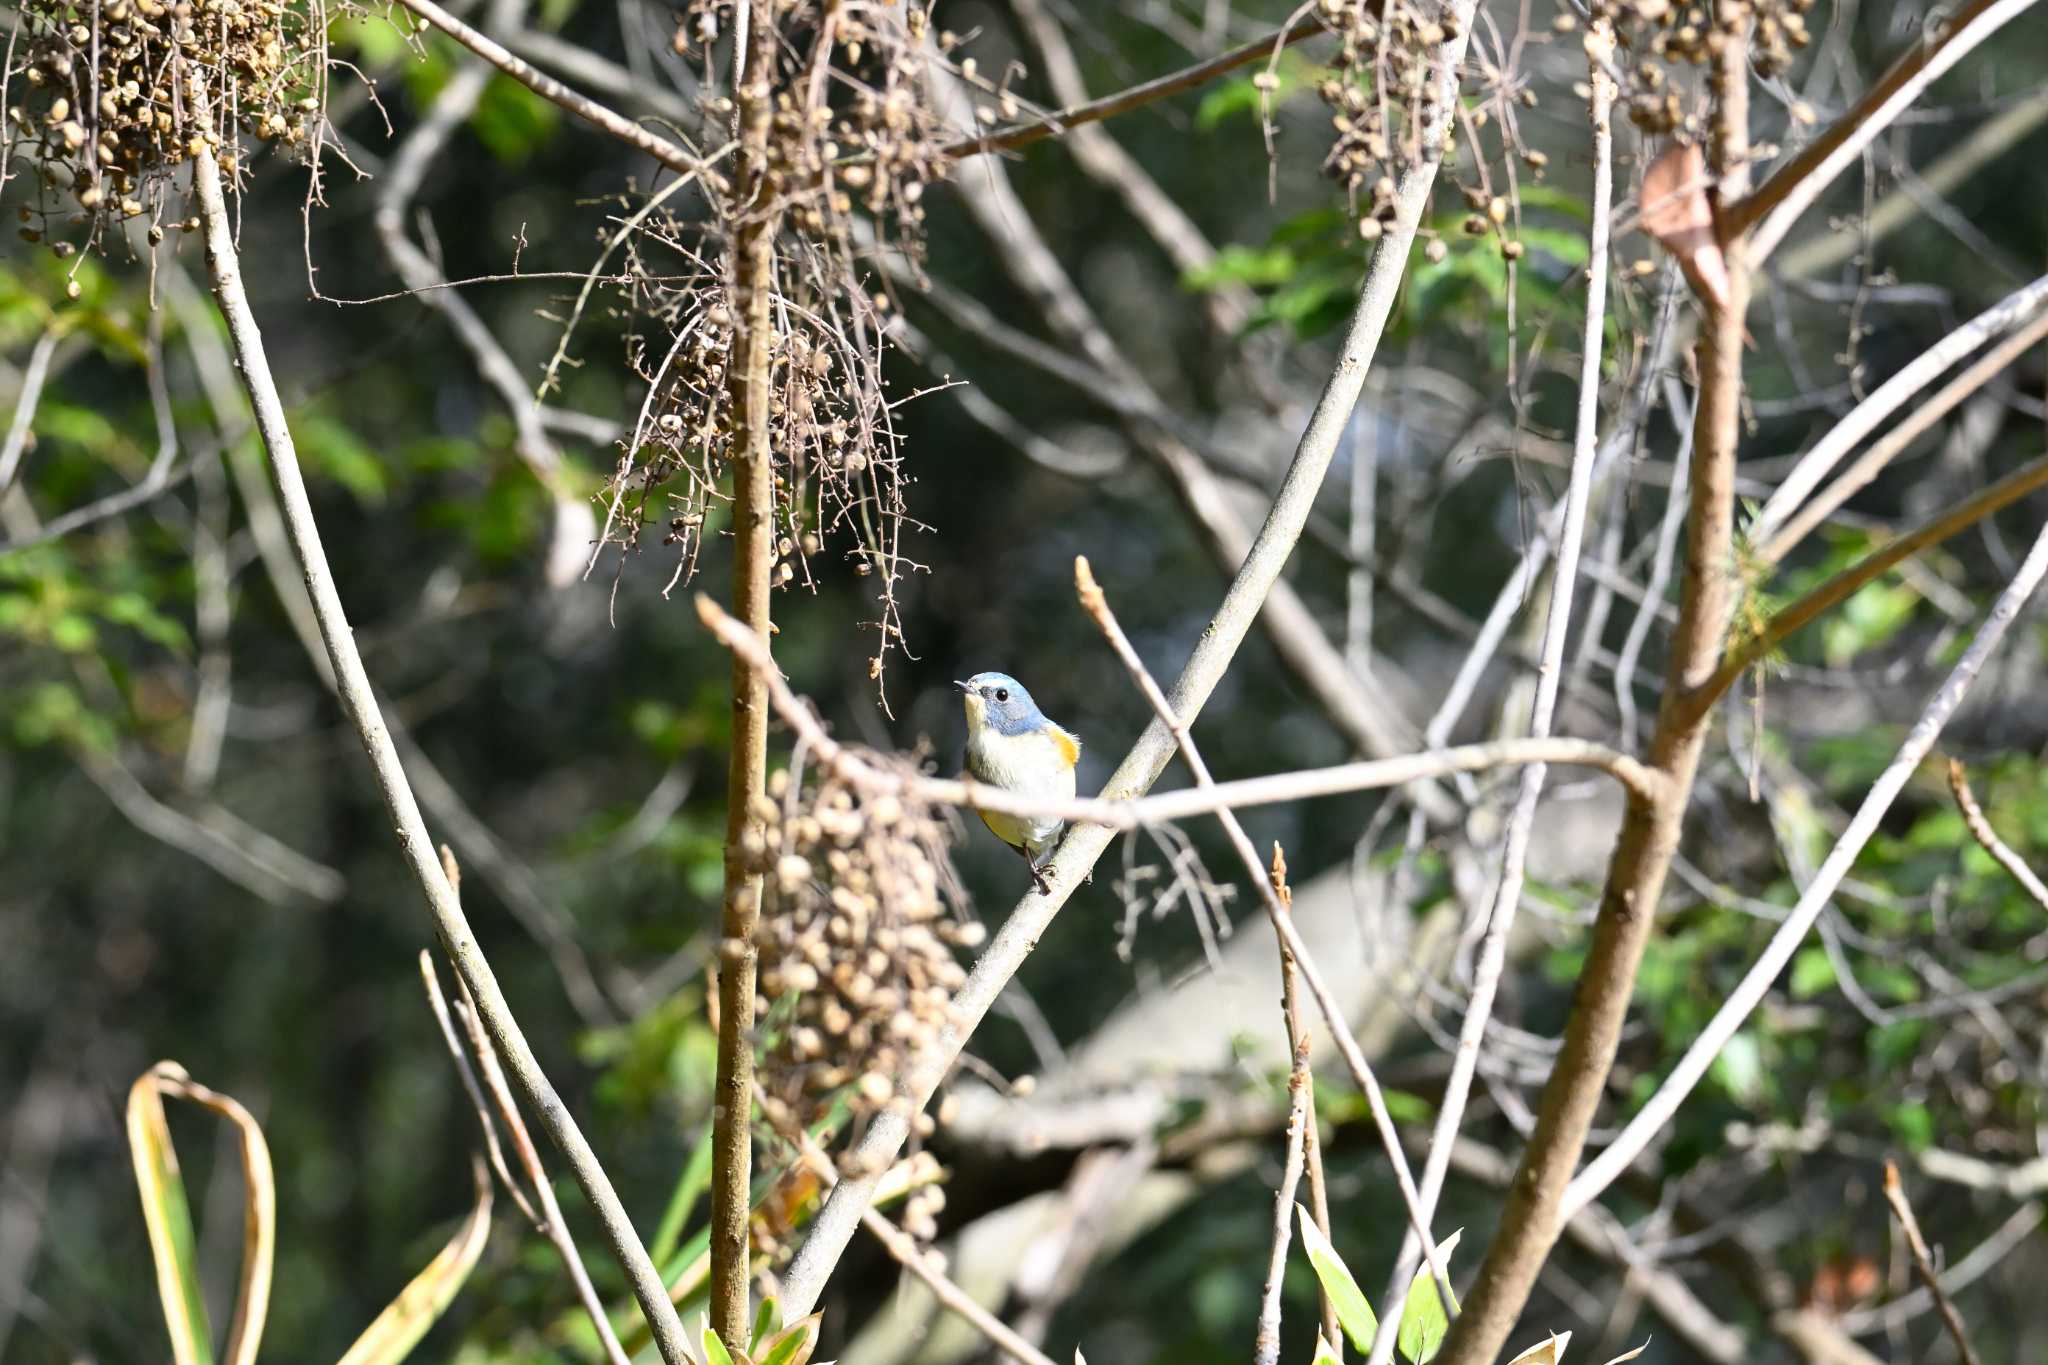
[{"left": 967, "top": 726, "right": 1077, "bottom": 852}]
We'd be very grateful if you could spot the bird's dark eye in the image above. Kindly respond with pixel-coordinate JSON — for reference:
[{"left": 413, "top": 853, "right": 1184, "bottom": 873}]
[{"left": 995, "top": 688, "right": 1010, "bottom": 703}]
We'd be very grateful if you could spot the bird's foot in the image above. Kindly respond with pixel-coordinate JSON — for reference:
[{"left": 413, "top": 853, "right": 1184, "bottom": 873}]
[{"left": 1031, "top": 866, "right": 1052, "bottom": 895}]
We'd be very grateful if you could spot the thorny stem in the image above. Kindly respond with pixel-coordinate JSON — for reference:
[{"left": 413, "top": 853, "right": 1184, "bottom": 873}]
[
  {"left": 186, "top": 128, "right": 692, "bottom": 1365},
  {"left": 710, "top": 0, "right": 782, "bottom": 1349},
  {"left": 1435, "top": 27, "right": 1753, "bottom": 1365}
]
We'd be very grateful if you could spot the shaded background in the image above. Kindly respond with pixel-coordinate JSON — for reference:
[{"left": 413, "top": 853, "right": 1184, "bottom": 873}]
[{"left": 6, "top": 1, "right": 2048, "bottom": 1361}]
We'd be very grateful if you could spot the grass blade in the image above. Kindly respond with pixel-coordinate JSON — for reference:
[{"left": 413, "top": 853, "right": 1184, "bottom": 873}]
[{"left": 336, "top": 1156, "right": 494, "bottom": 1365}]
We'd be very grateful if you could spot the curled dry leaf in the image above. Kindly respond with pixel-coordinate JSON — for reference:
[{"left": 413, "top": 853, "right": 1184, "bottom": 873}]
[{"left": 1639, "top": 141, "right": 1733, "bottom": 312}]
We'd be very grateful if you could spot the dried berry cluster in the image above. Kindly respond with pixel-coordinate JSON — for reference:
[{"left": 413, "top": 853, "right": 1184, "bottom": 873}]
[
  {"left": 744, "top": 758, "right": 980, "bottom": 1172},
  {"left": 9, "top": 0, "right": 327, "bottom": 246},
  {"left": 630, "top": 276, "right": 911, "bottom": 621},
  {"left": 1576, "top": 0, "right": 1813, "bottom": 135},
  {"left": 603, "top": 1, "right": 953, "bottom": 696},
  {"left": 1310, "top": 0, "right": 1467, "bottom": 233}
]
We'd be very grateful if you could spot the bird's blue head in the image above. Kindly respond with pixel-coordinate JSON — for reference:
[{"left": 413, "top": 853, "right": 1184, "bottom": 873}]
[{"left": 956, "top": 671, "right": 1047, "bottom": 737}]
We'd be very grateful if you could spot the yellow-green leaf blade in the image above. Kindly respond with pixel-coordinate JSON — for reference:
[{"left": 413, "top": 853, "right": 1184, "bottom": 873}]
[
  {"left": 1295, "top": 1205, "right": 1377, "bottom": 1350},
  {"left": 126, "top": 1064, "right": 216, "bottom": 1365},
  {"left": 1398, "top": 1228, "right": 1463, "bottom": 1365},
  {"left": 335, "top": 1157, "right": 494, "bottom": 1365}
]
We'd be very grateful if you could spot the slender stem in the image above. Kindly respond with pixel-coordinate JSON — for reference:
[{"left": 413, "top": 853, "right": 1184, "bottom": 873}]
[
  {"left": 710, "top": 1, "right": 781, "bottom": 1347},
  {"left": 775, "top": 8, "right": 1478, "bottom": 1312},
  {"left": 1072, "top": 556, "right": 1454, "bottom": 1308},
  {"left": 0, "top": 328, "right": 59, "bottom": 493},
  {"left": 1364, "top": 33, "right": 1617, "bottom": 1364},
  {"left": 1882, "top": 1161, "right": 1985, "bottom": 1365},
  {"left": 187, "top": 132, "right": 691, "bottom": 1365},
  {"left": 697, "top": 597, "right": 1660, "bottom": 823},
  {"left": 1748, "top": 272, "right": 2048, "bottom": 552},
  {"left": 1692, "top": 450, "right": 2048, "bottom": 721},
  {"left": 939, "top": 11, "right": 1329, "bottom": 160},
  {"left": 1275, "top": 850, "right": 1342, "bottom": 1355},
  {"left": 1254, "top": 1041, "right": 1310, "bottom": 1365},
  {"left": 1760, "top": 304, "right": 2048, "bottom": 563},
  {"left": 1566, "top": 519, "right": 2048, "bottom": 1220},
  {"left": 390, "top": 0, "right": 708, "bottom": 177},
  {"left": 1949, "top": 759, "right": 2048, "bottom": 911},
  {"left": 1435, "top": 27, "right": 1753, "bottom": 1365},
  {"left": 1729, "top": 0, "right": 2041, "bottom": 262}
]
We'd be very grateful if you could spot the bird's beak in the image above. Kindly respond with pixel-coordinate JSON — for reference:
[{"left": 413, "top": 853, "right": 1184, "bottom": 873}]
[{"left": 953, "top": 680, "right": 974, "bottom": 695}]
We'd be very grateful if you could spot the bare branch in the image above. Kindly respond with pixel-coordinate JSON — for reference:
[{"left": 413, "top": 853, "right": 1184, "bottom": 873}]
[
  {"left": 1883, "top": 1160, "right": 1985, "bottom": 1365},
  {"left": 1565, "top": 518, "right": 2048, "bottom": 1221},
  {"left": 696, "top": 595, "right": 1662, "bottom": 825},
  {"left": 777, "top": 4, "right": 1480, "bottom": 1315},
  {"left": 940, "top": 11, "right": 1327, "bottom": 161},
  {"left": 1749, "top": 271, "right": 2048, "bottom": 553},
  {"left": 187, "top": 127, "right": 692, "bottom": 1365},
  {"left": 1948, "top": 757, "right": 2048, "bottom": 912},
  {"left": 1732, "top": 0, "right": 2044, "bottom": 262},
  {"left": 389, "top": 0, "right": 710, "bottom": 177}
]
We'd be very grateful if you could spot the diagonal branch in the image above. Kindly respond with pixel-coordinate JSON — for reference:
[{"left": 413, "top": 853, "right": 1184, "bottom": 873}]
[
  {"left": 187, "top": 122, "right": 692, "bottom": 1365},
  {"left": 389, "top": 0, "right": 710, "bottom": 177},
  {"left": 1565, "top": 517, "right": 2048, "bottom": 1220},
  {"left": 776, "top": 5, "right": 1480, "bottom": 1318},
  {"left": 940, "top": 11, "right": 1329, "bottom": 160},
  {"left": 1729, "top": 0, "right": 2044, "bottom": 262}
]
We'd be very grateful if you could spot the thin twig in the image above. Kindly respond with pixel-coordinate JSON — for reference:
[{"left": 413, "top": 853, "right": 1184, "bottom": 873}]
[
  {"left": 417, "top": 949, "right": 543, "bottom": 1229},
  {"left": 1761, "top": 305, "right": 2048, "bottom": 563},
  {"left": 389, "top": 0, "right": 709, "bottom": 177},
  {"left": 1881, "top": 1160, "right": 1983, "bottom": 1365},
  {"left": 1947, "top": 758, "right": 2048, "bottom": 911},
  {"left": 939, "top": 11, "right": 1328, "bottom": 160},
  {"left": 1254, "top": 1036, "right": 1311, "bottom": 1365},
  {"left": 1749, "top": 271, "right": 2048, "bottom": 551},
  {"left": 776, "top": 7, "right": 1478, "bottom": 1313},
  {"left": 0, "top": 329, "right": 60, "bottom": 493},
  {"left": 1272, "top": 846, "right": 1341, "bottom": 1354},
  {"left": 1565, "top": 518, "right": 2048, "bottom": 1221},
  {"left": 697, "top": 597, "right": 1661, "bottom": 825},
  {"left": 1073, "top": 556, "right": 1454, "bottom": 1309},
  {"left": 766, "top": 1098, "right": 1057, "bottom": 1365},
  {"left": 1691, "top": 449, "right": 2048, "bottom": 720},
  {"left": 1731, "top": 0, "right": 2042, "bottom": 262},
  {"left": 1368, "top": 32, "right": 1619, "bottom": 1365},
  {"left": 186, "top": 123, "right": 692, "bottom": 1365}
]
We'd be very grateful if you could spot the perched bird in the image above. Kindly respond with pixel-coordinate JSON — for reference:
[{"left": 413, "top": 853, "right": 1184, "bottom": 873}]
[{"left": 956, "top": 672, "right": 1080, "bottom": 895}]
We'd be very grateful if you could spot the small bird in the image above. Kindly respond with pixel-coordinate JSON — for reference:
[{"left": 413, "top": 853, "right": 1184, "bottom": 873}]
[{"left": 956, "top": 672, "right": 1080, "bottom": 895}]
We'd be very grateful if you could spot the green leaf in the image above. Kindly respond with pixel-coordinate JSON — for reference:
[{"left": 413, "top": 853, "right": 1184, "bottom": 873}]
[
  {"left": 750, "top": 1298, "right": 777, "bottom": 1354},
  {"left": 1790, "top": 947, "right": 1836, "bottom": 999},
  {"left": 1397, "top": 1227, "right": 1462, "bottom": 1365},
  {"left": 757, "top": 1313, "right": 820, "bottom": 1365},
  {"left": 1310, "top": 1335, "right": 1343, "bottom": 1365},
  {"left": 127, "top": 1071, "right": 218, "bottom": 1365},
  {"left": 702, "top": 1320, "right": 738, "bottom": 1365},
  {"left": 1710, "top": 1031, "right": 1765, "bottom": 1105},
  {"left": 651, "top": 1121, "right": 717, "bottom": 1265},
  {"left": 471, "top": 72, "right": 563, "bottom": 164},
  {"left": 1183, "top": 243, "right": 1299, "bottom": 291},
  {"left": 1295, "top": 1205, "right": 1377, "bottom": 1349},
  {"left": 336, "top": 1159, "right": 493, "bottom": 1365}
]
